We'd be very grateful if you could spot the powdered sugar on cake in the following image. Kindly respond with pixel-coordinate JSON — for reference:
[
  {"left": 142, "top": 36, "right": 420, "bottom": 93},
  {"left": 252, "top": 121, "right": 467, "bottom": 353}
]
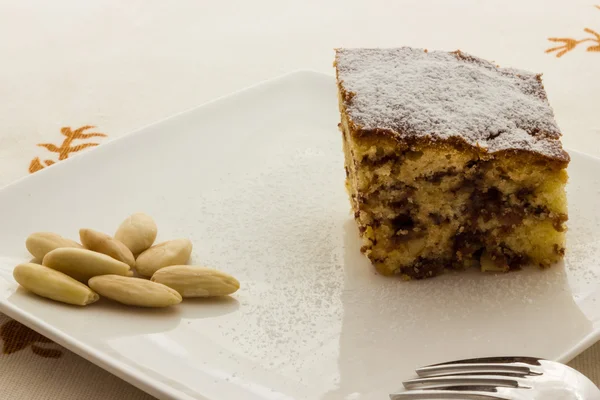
[{"left": 335, "top": 47, "right": 568, "bottom": 161}]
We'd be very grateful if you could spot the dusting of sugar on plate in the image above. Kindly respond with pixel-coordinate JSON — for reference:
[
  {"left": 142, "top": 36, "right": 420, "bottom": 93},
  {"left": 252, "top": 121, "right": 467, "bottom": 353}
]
[{"left": 335, "top": 47, "right": 568, "bottom": 161}]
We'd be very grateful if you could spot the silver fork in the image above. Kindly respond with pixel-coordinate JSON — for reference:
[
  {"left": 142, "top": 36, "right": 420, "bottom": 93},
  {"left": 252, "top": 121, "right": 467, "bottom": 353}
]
[{"left": 390, "top": 356, "right": 600, "bottom": 400}]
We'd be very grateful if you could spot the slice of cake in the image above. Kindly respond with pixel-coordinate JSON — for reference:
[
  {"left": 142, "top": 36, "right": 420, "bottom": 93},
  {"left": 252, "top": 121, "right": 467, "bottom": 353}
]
[{"left": 334, "top": 47, "right": 569, "bottom": 279}]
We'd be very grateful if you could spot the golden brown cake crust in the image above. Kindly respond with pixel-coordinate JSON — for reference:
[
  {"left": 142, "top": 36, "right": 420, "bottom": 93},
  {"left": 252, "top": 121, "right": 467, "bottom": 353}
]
[{"left": 335, "top": 47, "right": 570, "bottom": 166}]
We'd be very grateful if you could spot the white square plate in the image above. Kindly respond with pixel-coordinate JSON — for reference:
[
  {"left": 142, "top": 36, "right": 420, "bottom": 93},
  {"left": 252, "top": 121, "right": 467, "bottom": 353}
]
[{"left": 0, "top": 71, "right": 598, "bottom": 400}]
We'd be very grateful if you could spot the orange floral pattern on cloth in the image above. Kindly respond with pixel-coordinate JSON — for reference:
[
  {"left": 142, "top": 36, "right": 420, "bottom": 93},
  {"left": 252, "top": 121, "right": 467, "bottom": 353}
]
[
  {"left": 546, "top": 5, "right": 600, "bottom": 57},
  {"left": 29, "top": 125, "right": 107, "bottom": 173},
  {"left": 1, "top": 320, "right": 62, "bottom": 358}
]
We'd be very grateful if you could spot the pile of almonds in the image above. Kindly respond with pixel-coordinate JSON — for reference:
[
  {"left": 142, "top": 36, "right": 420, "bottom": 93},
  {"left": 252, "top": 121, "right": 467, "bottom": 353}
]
[{"left": 13, "top": 213, "right": 239, "bottom": 308}]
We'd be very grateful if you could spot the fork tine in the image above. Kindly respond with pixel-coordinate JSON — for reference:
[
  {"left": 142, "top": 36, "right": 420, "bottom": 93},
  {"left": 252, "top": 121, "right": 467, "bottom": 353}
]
[
  {"left": 403, "top": 375, "right": 520, "bottom": 390},
  {"left": 416, "top": 363, "right": 535, "bottom": 377},
  {"left": 390, "top": 389, "right": 512, "bottom": 399},
  {"left": 428, "top": 357, "right": 542, "bottom": 366}
]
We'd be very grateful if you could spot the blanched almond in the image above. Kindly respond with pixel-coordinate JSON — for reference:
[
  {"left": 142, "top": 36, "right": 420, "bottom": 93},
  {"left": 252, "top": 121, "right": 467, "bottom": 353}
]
[
  {"left": 135, "top": 239, "right": 192, "bottom": 277},
  {"left": 26, "top": 232, "right": 82, "bottom": 260},
  {"left": 43, "top": 248, "right": 131, "bottom": 282},
  {"left": 88, "top": 275, "right": 181, "bottom": 307},
  {"left": 114, "top": 213, "right": 157, "bottom": 256},
  {"left": 13, "top": 263, "right": 98, "bottom": 306},
  {"left": 151, "top": 265, "right": 239, "bottom": 297},
  {"left": 79, "top": 228, "right": 135, "bottom": 268}
]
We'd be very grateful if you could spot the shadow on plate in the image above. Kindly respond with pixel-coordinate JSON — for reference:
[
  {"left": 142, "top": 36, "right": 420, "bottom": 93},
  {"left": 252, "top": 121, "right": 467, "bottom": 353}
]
[{"left": 177, "top": 295, "right": 240, "bottom": 319}]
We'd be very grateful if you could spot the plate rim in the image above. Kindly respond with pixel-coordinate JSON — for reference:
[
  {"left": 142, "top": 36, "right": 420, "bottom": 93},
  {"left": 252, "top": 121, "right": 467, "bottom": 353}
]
[{"left": 0, "top": 69, "right": 597, "bottom": 400}]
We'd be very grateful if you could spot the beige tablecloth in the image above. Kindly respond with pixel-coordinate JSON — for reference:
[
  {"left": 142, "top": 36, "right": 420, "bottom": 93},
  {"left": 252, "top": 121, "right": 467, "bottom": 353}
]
[{"left": 0, "top": 0, "right": 598, "bottom": 398}]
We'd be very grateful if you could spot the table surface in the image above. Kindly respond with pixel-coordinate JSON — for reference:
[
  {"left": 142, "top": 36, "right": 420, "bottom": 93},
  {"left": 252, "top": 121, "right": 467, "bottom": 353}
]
[{"left": 0, "top": 0, "right": 598, "bottom": 398}]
